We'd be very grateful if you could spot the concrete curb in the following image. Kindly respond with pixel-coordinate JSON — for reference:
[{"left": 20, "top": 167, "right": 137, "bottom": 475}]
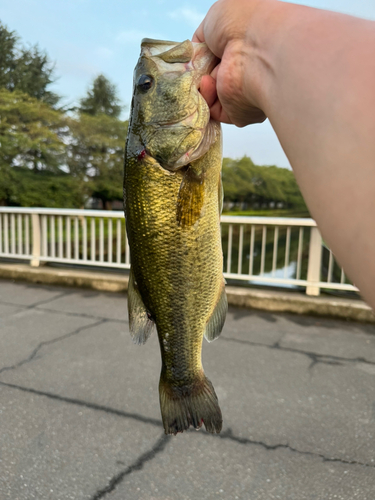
[
  {"left": 225, "top": 286, "right": 375, "bottom": 323},
  {"left": 0, "top": 263, "right": 374, "bottom": 324},
  {"left": 0, "top": 263, "right": 129, "bottom": 293}
]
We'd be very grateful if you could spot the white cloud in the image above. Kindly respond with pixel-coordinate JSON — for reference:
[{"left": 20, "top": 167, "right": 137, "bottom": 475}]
[
  {"left": 168, "top": 7, "right": 205, "bottom": 28},
  {"left": 116, "top": 29, "right": 164, "bottom": 45}
]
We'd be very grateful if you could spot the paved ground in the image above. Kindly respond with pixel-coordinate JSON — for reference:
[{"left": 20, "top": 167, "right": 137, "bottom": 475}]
[{"left": 1, "top": 280, "right": 375, "bottom": 500}]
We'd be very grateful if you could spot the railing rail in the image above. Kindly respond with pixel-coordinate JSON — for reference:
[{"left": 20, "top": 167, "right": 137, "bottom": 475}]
[{"left": 0, "top": 208, "right": 358, "bottom": 296}]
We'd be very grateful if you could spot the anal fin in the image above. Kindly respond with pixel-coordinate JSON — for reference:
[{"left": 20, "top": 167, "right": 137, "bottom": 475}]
[
  {"left": 204, "top": 281, "right": 227, "bottom": 342},
  {"left": 128, "top": 268, "right": 154, "bottom": 345}
]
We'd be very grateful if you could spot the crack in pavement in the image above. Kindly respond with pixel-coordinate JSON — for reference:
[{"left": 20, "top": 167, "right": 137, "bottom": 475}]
[
  {"left": 1, "top": 381, "right": 373, "bottom": 470},
  {"left": 0, "top": 291, "right": 72, "bottom": 310},
  {"left": 37, "top": 306, "right": 128, "bottom": 324},
  {"left": 0, "top": 319, "right": 107, "bottom": 375},
  {"left": 1, "top": 286, "right": 374, "bottom": 483},
  {"left": 0, "top": 381, "right": 162, "bottom": 427},
  {"left": 90, "top": 434, "right": 171, "bottom": 500},
  {"left": 221, "top": 336, "right": 375, "bottom": 369},
  {"left": 0, "top": 298, "right": 128, "bottom": 323},
  {"left": 26, "top": 291, "right": 73, "bottom": 308},
  {"left": 216, "top": 428, "right": 375, "bottom": 468}
]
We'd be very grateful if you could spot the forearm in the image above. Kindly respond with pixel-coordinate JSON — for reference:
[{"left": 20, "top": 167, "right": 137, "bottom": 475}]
[{"left": 248, "top": 1, "right": 375, "bottom": 306}]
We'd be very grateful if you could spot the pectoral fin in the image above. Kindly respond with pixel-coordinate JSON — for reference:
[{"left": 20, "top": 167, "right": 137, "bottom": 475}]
[
  {"left": 204, "top": 282, "right": 227, "bottom": 342},
  {"left": 177, "top": 166, "right": 205, "bottom": 228},
  {"left": 128, "top": 268, "right": 154, "bottom": 345}
]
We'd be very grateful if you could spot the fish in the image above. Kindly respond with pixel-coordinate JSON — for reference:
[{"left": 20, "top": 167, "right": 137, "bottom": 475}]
[{"left": 123, "top": 38, "right": 227, "bottom": 435}]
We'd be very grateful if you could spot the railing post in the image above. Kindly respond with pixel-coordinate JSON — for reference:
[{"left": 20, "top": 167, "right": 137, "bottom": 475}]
[
  {"left": 306, "top": 226, "right": 322, "bottom": 296},
  {"left": 30, "top": 213, "right": 41, "bottom": 267}
]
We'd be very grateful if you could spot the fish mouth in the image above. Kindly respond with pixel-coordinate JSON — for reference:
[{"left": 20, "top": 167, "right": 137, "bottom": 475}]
[
  {"left": 144, "top": 118, "right": 220, "bottom": 172},
  {"left": 172, "top": 119, "right": 220, "bottom": 169}
]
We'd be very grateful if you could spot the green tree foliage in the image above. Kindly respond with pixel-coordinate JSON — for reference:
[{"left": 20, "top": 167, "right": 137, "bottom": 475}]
[
  {"left": 0, "top": 22, "right": 59, "bottom": 106},
  {"left": 79, "top": 74, "right": 122, "bottom": 118},
  {"left": 0, "top": 24, "right": 128, "bottom": 208},
  {"left": 0, "top": 88, "right": 82, "bottom": 206},
  {"left": 0, "top": 88, "right": 66, "bottom": 172},
  {"left": 7, "top": 168, "right": 85, "bottom": 207},
  {"left": 0, "top": 21, "right": 306, "bottom": 212},
  {"left": 68, "top": 74, "right": 126, "bottom": 209},
  {"left": 0, "top": 22, "right": 17, "bottom": 88},
  {"left": 67, "top": 113, "right": 128, "bottom": 209},
  {"left": 0, "top": 164, "right": 16, "bottom": 206},
  {"left": 222, "top": 156, "right": 307, "bottom": 210}
]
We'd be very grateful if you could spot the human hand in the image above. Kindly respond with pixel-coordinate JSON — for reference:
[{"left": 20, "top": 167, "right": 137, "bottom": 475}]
[{"left": 192, "top": 0, "right": 270, "bottom": 127}]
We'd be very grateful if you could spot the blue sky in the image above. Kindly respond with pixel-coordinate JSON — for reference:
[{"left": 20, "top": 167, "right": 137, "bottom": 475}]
[{"left": 1, "top": 0, "right": 374, "bottom": 168}]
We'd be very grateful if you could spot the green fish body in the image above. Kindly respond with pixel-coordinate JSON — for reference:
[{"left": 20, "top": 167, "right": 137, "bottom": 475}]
[{"left": 124, "top": 39, "right": 227, "bottom": 435}]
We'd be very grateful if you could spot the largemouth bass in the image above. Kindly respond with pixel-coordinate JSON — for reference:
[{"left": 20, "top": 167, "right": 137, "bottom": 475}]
[{"left": 124, "top": 38, "right": 227, "bottom": 435}]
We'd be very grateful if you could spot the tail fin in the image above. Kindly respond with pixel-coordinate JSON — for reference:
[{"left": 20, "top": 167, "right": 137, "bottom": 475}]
[{"left": 159, "top": 373, "right": 222, "bottom": 435}]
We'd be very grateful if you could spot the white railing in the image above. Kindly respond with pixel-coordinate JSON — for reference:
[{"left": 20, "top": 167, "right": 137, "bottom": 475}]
[{"left": 0, "top": 208, "right": 358, "bottom": 296}]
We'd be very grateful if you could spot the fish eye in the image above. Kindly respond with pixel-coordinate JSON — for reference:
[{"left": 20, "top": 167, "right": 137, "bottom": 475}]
[{"left": 137, "top": 74, "right": 153, "bottom": 93}]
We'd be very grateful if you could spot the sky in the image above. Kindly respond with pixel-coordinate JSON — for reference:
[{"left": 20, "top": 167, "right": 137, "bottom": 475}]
[{"left": 1, "top": 0, "right": 375, "bottom": 168}]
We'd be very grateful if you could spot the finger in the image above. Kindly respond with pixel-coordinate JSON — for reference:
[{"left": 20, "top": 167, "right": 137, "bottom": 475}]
[
  {"left": 192, "top": 21, "right": 205, "bottom": 43},
  {"left": 209, "top": 98, "right": 233, "bottom": 124},
  {"left": 201, "top": 65, "right": 220, "bottom": 107},
  {"left": 199, "top": 75, "right": 217, "bottom": 108},
  {"left": 210, "top": 64, "right": 220, "bottom": 81}
]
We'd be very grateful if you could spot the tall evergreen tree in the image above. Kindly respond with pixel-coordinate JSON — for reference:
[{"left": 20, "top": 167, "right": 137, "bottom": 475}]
[
  {"left": 70, "top": 74, "right": 125, "bottom": 209},
  {"left": 0, "top": 22, "right": 18, "bottom": 89},
  {"left": 79, "top": 74, "right": 122, "bottom": 118},
  {"left": 0, "top": 22, "right": 59, "bottom": 105}
]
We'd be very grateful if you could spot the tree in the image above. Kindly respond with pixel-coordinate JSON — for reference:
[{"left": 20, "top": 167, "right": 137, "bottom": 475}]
[
  {"left": 79, "top": 74, "right": 122, "bottom": 118},
  {"left": 0, "top": 22, "right": 18, "bottom": 89},
  {"left": 0, "top": 88, "right": 86, "bottom": 207},
  {"left": 0, "top": 164, "right": 17, "bottom": 206},
  {"left": 0, "top": 22, "right": 59, "bottom": 106},
  {"left": 222, "top": 156, "right": 307, "bottom": 210},
  {"left": 71, "top": 74, "right": 126, "bottom": 209},
  {"left": 67, "top": 112, "right": 128, "bottom": 209},
  {"left": 0, "top": 24, "right": 128, "bottom": 209},
  {"left": 0, "top": 88, "right": 66, "bottom": 173},
  {"left": 7, "top": 167, "right": 86, "bottom": 208},
  {"left": 222, "top": 157, "right": 256, "bottom": 203}
]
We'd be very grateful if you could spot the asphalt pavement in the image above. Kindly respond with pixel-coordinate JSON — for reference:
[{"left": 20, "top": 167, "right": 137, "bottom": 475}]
[{"left": 0, "top": 279, "right": 375, "bottom": 500}]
